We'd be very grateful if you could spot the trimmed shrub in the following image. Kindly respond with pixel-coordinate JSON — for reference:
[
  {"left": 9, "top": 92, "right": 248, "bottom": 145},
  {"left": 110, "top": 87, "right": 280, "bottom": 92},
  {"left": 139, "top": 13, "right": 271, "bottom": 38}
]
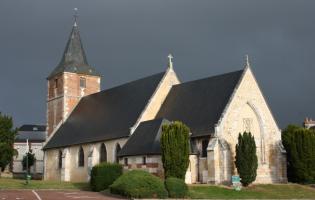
[
  {"left": 282, "top": 125, "right": 315, "bottom": 183},
  {"left": 90, "top": 162, "right": 122, "bottom": 192},
  {"left": 110, "top": 170, "right": 168, "bottom": 198},
  {"left": 165, "top": 177, "right": 188, "bottom": 198},
  {"left": 235, "top": 132, "right": 258, "bottom": 186},
  {"left": 161, "top": 121, "right": 190, "bottom": 179}
]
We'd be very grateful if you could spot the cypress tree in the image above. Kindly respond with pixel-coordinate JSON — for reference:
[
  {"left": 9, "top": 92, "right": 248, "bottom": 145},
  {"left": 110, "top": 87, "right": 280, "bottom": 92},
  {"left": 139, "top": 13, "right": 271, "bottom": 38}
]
[
  {"left": 160, "top": 121, "right": 190, "bottom": 179},
  {"left": 235, "top": 132, "right": 258, "bottom": 186}
]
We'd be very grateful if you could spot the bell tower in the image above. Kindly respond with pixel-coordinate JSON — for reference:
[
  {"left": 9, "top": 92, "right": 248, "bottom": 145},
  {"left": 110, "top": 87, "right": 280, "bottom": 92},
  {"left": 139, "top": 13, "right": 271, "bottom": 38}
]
[{"left": 46, "top": 10, "right": 101, "bottom": 136}]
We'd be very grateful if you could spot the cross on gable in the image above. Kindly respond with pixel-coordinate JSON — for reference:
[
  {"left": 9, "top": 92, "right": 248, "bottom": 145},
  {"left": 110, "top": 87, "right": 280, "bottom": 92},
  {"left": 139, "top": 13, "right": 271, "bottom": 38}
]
[
  {"left": 168, "top": 54, "right": 173, "bottom": 62},
  {"left": 168, "top": 54, "right": 173, "bottom": 69}
]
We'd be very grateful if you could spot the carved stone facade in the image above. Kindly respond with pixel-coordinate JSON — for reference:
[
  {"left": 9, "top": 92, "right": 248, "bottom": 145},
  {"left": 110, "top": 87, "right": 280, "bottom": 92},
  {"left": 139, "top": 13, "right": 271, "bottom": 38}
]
[{"left": 207, "top": 66, "right": 287, "bottom": 184}]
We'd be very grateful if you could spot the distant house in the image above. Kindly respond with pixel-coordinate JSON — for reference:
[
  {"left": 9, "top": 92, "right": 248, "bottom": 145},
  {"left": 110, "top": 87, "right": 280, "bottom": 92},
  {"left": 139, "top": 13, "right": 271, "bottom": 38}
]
[
  {"left": 13, "top": 124, "right": 46, "bottom": 179},
  {"left": 303, "top": 118, "right": 315, "bottom": 129}
]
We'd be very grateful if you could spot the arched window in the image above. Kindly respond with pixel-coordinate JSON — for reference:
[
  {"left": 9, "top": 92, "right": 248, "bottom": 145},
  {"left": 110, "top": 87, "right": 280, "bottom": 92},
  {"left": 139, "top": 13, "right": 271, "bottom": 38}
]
[
  {"left": 58, "top": 150, "right": 63, "bottom": 169},
  {"left": 78, "top": 146, "right": 84, "bottom": 167},
  {"left": 99, "top": 143, "right": 107, "bottom": 163},
  {"left": 115, "top": 144, "right": 121, "bottom": 163},
  {"left": 201, "top": 139, "right": 209, "bottom": 157}
]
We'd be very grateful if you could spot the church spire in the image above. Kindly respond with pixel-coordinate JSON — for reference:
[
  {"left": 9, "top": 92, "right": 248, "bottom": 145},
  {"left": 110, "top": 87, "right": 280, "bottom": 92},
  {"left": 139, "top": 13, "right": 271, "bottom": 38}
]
[{"left": 47, "top": 8, "right": 99, "bottom": 79}]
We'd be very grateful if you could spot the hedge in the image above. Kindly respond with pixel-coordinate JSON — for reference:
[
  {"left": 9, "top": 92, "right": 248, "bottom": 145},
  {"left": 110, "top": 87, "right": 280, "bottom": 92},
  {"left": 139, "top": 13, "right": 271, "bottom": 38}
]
[
  {"left": 282, "top": 125, "right": 315, "bottom": 183},
  {"left": 90, "top": 162, "right": 122, "bottom": 192},
  {"left": 165, "top": 177, "right": 188, "bottom": 198},
  {"left": 110, "top": 170, "right": 168, "bottom": 198}
]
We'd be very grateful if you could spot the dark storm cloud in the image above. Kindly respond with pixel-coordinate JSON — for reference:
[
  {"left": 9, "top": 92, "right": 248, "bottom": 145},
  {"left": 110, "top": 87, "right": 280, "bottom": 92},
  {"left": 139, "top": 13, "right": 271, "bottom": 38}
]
[{"left": 0, "top": 0, "right": 314, "bottom": 128}]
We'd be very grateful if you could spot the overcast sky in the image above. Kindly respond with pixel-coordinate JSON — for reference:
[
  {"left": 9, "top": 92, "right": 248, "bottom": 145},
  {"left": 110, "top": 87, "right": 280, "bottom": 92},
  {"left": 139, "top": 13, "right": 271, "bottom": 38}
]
[{"left": 0, "top": 0, "right": 314, "bottom": 129}]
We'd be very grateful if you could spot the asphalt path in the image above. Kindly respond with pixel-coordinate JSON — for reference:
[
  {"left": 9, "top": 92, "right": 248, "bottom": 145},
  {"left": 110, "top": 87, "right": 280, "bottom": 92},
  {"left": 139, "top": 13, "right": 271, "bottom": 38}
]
[{"left": 0, "top": 190, "right": 124, "bottom": 200}]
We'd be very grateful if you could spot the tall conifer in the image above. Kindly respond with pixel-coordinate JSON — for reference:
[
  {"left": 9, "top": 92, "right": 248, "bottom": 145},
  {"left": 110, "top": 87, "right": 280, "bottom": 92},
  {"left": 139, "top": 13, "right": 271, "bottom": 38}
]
[
  {"left": 160, "top": 121, "right": 190, "bottom": 179},
  {"left": 235, "top": 132, "right": 258, "bottom": 186}
]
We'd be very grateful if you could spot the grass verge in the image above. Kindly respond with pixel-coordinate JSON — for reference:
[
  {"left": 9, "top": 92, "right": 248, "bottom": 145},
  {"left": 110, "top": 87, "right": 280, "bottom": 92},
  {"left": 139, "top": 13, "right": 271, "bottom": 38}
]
[
  {"left": 188, "top": 184, "right": 315, "bottom": 199},
  {"left": 0, "top": 177, "right": 90, "bottom": 190}
]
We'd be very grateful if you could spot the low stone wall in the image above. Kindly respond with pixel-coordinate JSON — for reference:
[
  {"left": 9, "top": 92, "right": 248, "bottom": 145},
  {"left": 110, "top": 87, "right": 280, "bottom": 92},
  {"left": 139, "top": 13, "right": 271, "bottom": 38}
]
[{"left": 120, "top": 154, "right": 198, "bottom": 184}]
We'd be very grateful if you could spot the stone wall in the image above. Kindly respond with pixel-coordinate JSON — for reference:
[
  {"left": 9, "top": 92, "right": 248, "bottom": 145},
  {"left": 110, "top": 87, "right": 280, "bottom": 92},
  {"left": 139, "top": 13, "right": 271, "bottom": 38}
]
[
  {"left": 13, "top": 142, "right": 44, "bottom": 175},
  {"left": 120, "top": 155, "right": 164, "bottom": 178},
  {"left": 120, "top": 155, "right": 198, "bottom": 184},
  {"left": 44, "top": 138, "right": 127, "bottom": 182}
]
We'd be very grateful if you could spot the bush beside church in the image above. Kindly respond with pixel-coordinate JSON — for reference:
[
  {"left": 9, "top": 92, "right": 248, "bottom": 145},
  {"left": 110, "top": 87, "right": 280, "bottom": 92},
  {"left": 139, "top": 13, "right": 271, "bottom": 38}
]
[{"left": 282, "top": 125, "right": 315, "bottom": 184}]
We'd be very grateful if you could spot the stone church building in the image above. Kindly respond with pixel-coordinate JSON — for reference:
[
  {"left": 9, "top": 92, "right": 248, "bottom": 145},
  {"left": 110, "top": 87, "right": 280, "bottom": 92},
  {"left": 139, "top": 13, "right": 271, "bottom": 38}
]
[{"left": 43, "top": 18, "right": 287, "bottom": 184}]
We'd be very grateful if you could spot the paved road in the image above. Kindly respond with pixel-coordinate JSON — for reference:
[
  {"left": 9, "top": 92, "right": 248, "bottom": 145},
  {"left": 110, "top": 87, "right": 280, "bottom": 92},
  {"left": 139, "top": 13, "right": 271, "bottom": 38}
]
[{"left": 0, "top": 190, "right": 124, "bottom": 200}]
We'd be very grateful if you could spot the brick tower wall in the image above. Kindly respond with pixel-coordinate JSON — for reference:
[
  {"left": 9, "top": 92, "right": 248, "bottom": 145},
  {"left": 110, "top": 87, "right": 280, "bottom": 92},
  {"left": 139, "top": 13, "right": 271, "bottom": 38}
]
[{"left": 47, "top": 72, "right": 100, "bottom": 136}]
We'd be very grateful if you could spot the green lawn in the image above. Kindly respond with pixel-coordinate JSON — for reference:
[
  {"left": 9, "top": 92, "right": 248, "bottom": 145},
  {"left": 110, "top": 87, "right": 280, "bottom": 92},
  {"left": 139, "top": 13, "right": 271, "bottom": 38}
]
[
  {"left": 0, "top": 177, "right": 90, "bottom": 190},
  {"left": 1, "top": 178, "right": 315, "bottom": 199},
  {"left": 188, "top": 184, "right": 315, "bottom": 199}
]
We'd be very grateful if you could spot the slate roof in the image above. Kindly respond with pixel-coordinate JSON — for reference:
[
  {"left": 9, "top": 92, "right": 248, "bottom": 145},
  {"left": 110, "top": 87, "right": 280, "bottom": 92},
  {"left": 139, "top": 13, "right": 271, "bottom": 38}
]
[
  {"left": 118, "top": 118, "right": 169, "bottom": 157},
  {"left": 156, "top": 70, "right": 244, "bottom": 137},
  {"left": 118, "top": 118, "right": 199, "bottom": 157},
  {"left": 16, "top": 124, "right": 46, "bottom": 143},
  {"left": 47, "top": 22, "right": 100, "bottom": 79},
  {"left": 44, "top": 72, "right": 166, "bottom": 149},
  {"left": 19, "top": 125, "right": 46, "bottom": 132}
]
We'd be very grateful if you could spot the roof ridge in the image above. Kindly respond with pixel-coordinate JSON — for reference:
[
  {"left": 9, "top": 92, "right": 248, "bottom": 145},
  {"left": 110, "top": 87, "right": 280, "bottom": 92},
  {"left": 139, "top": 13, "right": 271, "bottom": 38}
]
[
  {"left": 175, "top": 69, "right": 244, "bottom": 88},
  {"left": 83, "top": 71, "right": 166, "bottom": 99},
  {"left": 156, "top": 68, "right": 245, "bottom": 137}
]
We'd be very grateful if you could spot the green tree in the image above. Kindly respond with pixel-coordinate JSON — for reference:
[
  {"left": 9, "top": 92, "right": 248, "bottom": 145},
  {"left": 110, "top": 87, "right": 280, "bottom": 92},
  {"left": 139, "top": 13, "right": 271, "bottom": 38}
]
[
  {"left": 160, "top": 121, "right": 190, "bottom": 179},
  {"left": 0, "top": 112, "right": 17, "bottom": 173},
  {"left": 282, "top": 125, "right": 315, "bottom": 183},
  {"left": 22, "top": 151, "right": 36, "bottom": 173},
  {"left": 235, "top": 132, "right": 258, "bottom": 186}
]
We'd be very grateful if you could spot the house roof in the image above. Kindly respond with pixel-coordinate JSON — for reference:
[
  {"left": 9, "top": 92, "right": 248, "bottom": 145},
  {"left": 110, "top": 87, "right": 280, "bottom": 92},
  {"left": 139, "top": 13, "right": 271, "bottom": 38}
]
[
  {"left": 47, "top": 22, "right": 100, "bottom": 79},
  {"left": 118, "top": 118, "right": 169, "bottom": 157},
  {"left": 44, "top": 72, "right": 166, "bottom": 149},
  {"left": 16, "top": 124, "right": 46, "bottom": 143},
  {"left": 156, "top": 69, "right": 244, "bottom": 137},
  {"left": 19, "top": 124, "right": 46, "bottom": 132}
]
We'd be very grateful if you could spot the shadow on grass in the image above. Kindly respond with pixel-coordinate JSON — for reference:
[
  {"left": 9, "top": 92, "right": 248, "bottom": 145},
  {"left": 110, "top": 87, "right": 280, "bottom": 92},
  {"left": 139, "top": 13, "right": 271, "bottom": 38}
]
[
  {"left": 71, "top": 182, "right": 91, "bottom": 191},
  {"left": 100, "top": 189, "right": 126, "bottom": 199}
]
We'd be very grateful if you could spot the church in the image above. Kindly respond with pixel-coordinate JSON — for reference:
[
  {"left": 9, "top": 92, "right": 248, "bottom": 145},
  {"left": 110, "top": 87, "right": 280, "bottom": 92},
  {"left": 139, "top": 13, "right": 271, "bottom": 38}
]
[{"left": 43, "top": 17, "right": 287, "bottom": 184}]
